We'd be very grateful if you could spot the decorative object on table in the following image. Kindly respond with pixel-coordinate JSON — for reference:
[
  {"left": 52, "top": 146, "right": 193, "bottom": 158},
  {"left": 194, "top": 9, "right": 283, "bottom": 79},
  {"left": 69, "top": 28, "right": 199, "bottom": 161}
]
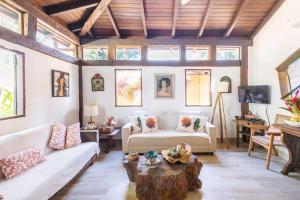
[
  {"left": 276, "top": 48, "right": 300, "bottom": 99},
  {"left": 128, "top": 152, "right": 139, "bottom": 162},
  {"left": 91, "top": 73, "right": 104, "bottom": 91},
  {"left": 123, "top": 154, "right": 202, "bottom": 200},
  {"left": 161, "top": 143, "right": 191, "bottom": 164},
  {"left": 83, "top": 105, "right": 98, "bottom": 129},
  {"left": 220, "top": 76, "right": 232, "bottom": 93},
  {"left": 280, "top": 90, "right": 300, "bottom": 127},
  {"left": 52, "top": 70, "right": 69, "bottom": 97},
  {"left": 107, "top": 116, "right": 116, "bottom": 127},
  {"left": 99, "top": 126, "right": 113, "bottom": 134},
  {"left": 154, "top": 73, "right": 175, "bottom": 99},
  {"left": 144, "top": 151, "right": 160, "bottom": 168}
]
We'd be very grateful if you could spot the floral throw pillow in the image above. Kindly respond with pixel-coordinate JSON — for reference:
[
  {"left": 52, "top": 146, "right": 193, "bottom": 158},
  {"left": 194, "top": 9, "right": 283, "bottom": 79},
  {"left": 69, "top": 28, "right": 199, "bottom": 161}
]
[
  {"left": 66, "top": 122, "right": 82, "bottom": 148},
  {"left": 0, "top": 147, "right": 45, "bottom": 179},
  {"left": 129, "top": 116, "right": 142, "bottom": 134},
  {"left": 193, "top": 116, "right": 207, "bottom": 132},
  {"left": 48, "top": 123, "right": 67, "bottom": 150},
  {"left": 141, "top": 116, "right": 159, "bottom": 133},
  {"left": 176, "top": 116, "right": 194, "bottom": 132}
]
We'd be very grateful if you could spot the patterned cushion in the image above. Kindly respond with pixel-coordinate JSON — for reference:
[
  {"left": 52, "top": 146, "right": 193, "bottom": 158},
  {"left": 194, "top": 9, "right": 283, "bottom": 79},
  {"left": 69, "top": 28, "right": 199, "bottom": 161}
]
[
  {"left": 193, "top": 116, "right": 208, "bottom": 132},
  {"left": 65, "top": 122, "right": 81, "bottom": 148},
  {"left": 176, "top": 115, "right": 194, "bottom": 132},
  {"left": 48, "top": 123, "right": 67, "bottom": 150},
  {"left": 129, "top": 116, "right": 142, "bottom": 134},
  {"left": 0, "top": 147, "right": 45, "bottom": 179},
  {"left": 141, "top": 116, "right": 159, "bottom": 133}
]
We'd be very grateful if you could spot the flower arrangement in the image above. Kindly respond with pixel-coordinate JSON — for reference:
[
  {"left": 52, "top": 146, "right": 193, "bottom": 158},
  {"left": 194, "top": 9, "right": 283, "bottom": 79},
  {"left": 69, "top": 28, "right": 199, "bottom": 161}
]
[
  {"left": 146, "top": 117, "right": 156, "bottom": 131},
  {"left": 281, "top": 90, "right": 300, "bottom": 122}
]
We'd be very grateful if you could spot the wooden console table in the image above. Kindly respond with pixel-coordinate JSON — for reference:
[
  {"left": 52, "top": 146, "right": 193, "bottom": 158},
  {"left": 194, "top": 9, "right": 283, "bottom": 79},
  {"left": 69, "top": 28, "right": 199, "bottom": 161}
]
[
  {"left": 235, "top": 119, "right": 265, "bottom": 147},
  {"left": 273, "top": 124, "right": 300, "bottom": 175}
]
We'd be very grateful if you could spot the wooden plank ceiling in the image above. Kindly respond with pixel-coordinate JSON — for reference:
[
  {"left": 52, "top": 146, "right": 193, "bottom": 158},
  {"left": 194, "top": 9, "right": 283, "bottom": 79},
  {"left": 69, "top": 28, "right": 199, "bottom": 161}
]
[{"left": 34, "top": 0, "right": 281, "bottom": 39}]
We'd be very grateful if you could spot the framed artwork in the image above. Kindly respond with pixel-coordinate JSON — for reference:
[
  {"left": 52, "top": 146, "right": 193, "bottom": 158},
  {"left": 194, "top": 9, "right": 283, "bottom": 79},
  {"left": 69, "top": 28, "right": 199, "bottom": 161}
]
[
  {"left": 220, "top": 76, "right": 232, "bottom": 93},
  {"left": 154, "top": 73, "right": 175, "bottom": 98},
  {"left": 52, "top": 70, "right": 69, "bottom": 97},
  {"left": 91, "top": 73, "right": 104, "bottom": 91},
  {"left": 115, "top": 69, "right": 142, "bottom": 107}
]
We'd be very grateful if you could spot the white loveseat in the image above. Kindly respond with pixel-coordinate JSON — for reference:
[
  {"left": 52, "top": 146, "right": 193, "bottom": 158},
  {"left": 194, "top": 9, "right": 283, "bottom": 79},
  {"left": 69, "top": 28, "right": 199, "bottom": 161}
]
[
  {"left": 122, "top": 112, "right": 217, "bottom": 154},
  {"left": 0, "top": 124, "right": 99, "bottom": 200}
]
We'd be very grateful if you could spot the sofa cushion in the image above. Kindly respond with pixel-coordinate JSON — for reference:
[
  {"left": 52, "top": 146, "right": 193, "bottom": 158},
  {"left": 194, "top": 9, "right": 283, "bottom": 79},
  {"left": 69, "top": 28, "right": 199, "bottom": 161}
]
[
  {"left": 0, "top": 147, "right": 45, "bottom": 180},
  {"left": 141, "top": 116, "right": 159, "bottom": 132},
  {"left": 66, "top": 123, "right": 81, "bottom": 148},
  {"left": 176, "top": 116, "right": 194, "bottom": 132},
  {"left": 128, "top": 130, "right": 210, "bottom": 149},
  {"left": 129, "top": 116, "right": 142, "bottom": 134},
  {"left": 48, "top": 123, "right": 67, "bottom": 150},
  {"left": 0, "top": 142, "right": 99, "bottom": 200}
]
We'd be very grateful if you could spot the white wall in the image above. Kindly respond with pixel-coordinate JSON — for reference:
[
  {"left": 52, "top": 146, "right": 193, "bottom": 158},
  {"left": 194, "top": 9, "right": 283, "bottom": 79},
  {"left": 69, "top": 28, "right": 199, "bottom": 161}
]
[
  {"left": 249, "top": 0, "right": 300, "bottom": 158},
  {"left": 83, "top": 66, "right": 241, "bottom": 138},
  {"left": 0, "top": 39, "right": 79, "bottom": 136}
]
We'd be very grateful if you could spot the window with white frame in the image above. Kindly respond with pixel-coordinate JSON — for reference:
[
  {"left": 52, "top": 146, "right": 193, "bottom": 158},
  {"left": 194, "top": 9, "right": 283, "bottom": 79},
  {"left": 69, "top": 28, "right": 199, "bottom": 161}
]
[
  {"left": 0, "top": 46, "right": 25, "bottom": 120},
  {"left": 0, "top": 2, "right": 21, "bottom": 33}
]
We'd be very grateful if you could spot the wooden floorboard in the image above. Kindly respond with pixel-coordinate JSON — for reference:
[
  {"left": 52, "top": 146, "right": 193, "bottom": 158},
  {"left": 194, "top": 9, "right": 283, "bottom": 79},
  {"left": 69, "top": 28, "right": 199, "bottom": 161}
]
[{"left": 54, "top": 143, "right": 300, "bottom": 200}]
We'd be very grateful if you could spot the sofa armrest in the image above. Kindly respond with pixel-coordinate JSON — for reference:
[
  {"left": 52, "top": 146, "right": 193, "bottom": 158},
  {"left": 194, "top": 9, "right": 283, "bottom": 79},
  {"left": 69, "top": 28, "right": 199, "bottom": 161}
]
[
  {"left": 206, "top": 122, "right": 216, "bottom": 152},
  {"left": 122, "top": 123, "right": 132, "bottom": 153}
]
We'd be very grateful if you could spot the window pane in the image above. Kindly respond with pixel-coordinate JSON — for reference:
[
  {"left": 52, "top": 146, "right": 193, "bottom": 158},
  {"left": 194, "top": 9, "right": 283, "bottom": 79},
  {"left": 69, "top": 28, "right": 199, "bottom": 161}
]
[
  {"left": 0, "top": 3, "right": 20, "bottom": 33},
  {"left": 186, "top": 46, "right": 209, "bottom": 60},
  {"left": 185, "top": 70, "right": 211, "bottom": 106},
  {"left": 36, "top": 23, "right": 75, "bottom": 57},
  {"left": 115, "top": 69, "right": 142, "bottom": 107},
  {"left": 83, "top": 47, "right": 108, "bottom": 60},
  {"left": 116, "top": 47, "right": 141, "bottom": 60},
  {"left": 148, "top": 47, "right": 180, "bottom": 61},
  {"left": 0, "top": 47, "right": 24, "bottom": 119},
  {"left": 216, "top": 46, "right": 241, "bottom": 60}
]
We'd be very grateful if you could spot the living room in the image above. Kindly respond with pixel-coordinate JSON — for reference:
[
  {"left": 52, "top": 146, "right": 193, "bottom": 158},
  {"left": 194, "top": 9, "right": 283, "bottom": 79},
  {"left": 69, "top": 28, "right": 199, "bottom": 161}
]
[{"left": 0, "top": 0, "right": 299, "bottom": 199}]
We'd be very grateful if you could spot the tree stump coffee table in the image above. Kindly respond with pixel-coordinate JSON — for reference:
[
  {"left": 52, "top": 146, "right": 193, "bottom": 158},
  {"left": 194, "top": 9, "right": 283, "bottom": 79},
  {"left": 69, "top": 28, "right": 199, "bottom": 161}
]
[{"left": 123, "top": 154, "right": 203, "bottom": 200}]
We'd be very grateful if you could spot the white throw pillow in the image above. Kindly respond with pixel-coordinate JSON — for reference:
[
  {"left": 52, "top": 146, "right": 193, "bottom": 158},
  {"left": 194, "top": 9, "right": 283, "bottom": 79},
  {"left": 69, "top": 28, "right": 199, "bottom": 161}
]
[
  {"left": 176, "top": 115, "right": 195, "bottom": 132},
  {"left": 141, "top": 116, "right": 159, "bottom": 133},
  {"left": 192, "top": 116, "right": 208, "bottom": 132},
  {"left": 129, "top": 116, "right": 142, "bottom": 134}
]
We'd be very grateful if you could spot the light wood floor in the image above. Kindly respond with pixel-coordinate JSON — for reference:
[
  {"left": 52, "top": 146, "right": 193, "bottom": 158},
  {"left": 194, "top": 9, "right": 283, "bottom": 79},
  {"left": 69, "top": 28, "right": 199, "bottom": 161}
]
[{"left": 55, "top": 143, "right": 300, "bottom": 200}]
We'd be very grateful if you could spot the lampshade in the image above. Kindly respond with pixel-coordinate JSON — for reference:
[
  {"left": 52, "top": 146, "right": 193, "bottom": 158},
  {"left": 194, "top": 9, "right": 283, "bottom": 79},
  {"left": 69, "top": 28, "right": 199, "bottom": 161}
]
[
  {"left": 218, "top": 82, "right": 229, "bottom": 93},
  {"left": 84, "top": 105, "right": 98, "bottom": 117}
]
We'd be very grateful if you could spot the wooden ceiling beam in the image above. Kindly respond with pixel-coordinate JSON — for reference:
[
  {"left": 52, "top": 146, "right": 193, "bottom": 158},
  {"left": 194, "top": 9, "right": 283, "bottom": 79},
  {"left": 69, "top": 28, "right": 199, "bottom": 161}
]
[
  {"left": 250, "top": 0, "right": 285, "bottom": 40},
  {"left": 44, "top": 0, "right": 99, "bottom": 16},
  {"left": 80, "top": 0, "right": 112, "bottom": 36},
  {"left": 198, "top": 0, "right": 214, "bottom": 38},
  {"left": 171, "top": 0, "right": 179, "bottom": 38},
  {"left": 223, "top": 0, "right": 250, "bottom": 38},
  {"left": 106, "top": 6, "right": 120, "bottom": 38},
  {"left": 139, "top": 0, "right": 147, "bottom": 38}
]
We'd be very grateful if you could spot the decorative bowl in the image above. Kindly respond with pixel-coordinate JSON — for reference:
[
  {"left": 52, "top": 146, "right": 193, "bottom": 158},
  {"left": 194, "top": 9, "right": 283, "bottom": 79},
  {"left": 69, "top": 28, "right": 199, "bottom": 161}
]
[
  {"left": 144, "top": 151, "right": 158, "bottom": 159},
  {"left": 128, "top": 152, "right": 139, "bottom": 162},
  {"left": 144, "top": 151, "right": 159, "bottom": 168},
  {"left": 161, "top": 143, "right": 192, "bottom": 164},
  {"left": 284, "top": 119, "right": 300, "bottom": 128}
]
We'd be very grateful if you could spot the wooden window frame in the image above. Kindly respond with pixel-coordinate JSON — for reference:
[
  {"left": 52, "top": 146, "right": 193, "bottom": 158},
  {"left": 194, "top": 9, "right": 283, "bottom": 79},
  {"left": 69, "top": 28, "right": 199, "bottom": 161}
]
[
  {"left": 83, "top": 46, "right": 109, "bottom": 61},
  {"left": 147, "top": 45, "right": 181, "bottom": 61},
  {"left": 115, "top": 45, "right": 142, "bottom": 61},
  {"left": 0, "top": 45, "right": 25, "bottom": 121},
  {"left": 185, "top": 45, "right": 211, "bottom": 61},
  {"left": 0, "top": 2, "right": 23, "bottom": 34},
  {"left": 115, "top": 69, "right": 142, "bottom": 107},
  {"left": 185, "top": 69, "right": 212, "bottom": 107},
  {"left": 216, "top": 46, "right": 242, "bottom": 61}
]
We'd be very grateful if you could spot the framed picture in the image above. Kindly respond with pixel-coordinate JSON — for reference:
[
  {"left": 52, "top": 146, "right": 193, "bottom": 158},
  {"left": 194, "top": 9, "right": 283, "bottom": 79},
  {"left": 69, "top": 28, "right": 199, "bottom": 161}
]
[
  {"left": 155, "top": 73, "right": 175, "bottom": 98},
  {"left": 115, "top": 69, "right": 142, "bottom": 107},
  {"left": 52, "top": 70, "right": 69, "bottom": 97},
  {"left": 91, "top": 73, "right": 104, "bottom": 91}
]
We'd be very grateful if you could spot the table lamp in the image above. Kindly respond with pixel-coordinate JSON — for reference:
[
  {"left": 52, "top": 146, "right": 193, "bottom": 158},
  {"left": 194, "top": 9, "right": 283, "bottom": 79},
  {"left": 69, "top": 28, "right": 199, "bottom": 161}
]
[{"left": 84, "top": 105, "right": 98, "bottom": 129}]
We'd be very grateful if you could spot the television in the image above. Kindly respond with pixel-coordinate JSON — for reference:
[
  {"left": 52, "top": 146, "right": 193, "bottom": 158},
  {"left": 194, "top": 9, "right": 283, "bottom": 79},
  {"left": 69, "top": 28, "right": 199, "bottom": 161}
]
[{"left": 238, "top": 85, "right": 270, "bottom": 104}]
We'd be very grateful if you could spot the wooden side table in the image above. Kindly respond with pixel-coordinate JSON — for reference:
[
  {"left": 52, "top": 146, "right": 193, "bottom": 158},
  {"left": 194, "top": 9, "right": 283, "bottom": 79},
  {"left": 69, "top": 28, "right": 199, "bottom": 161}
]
[
  {"left": 80, "top": 129, "right": 100, "bottom": 147},
  {"left": 99, "top": 128, "right": 121, "bottom": 153}
]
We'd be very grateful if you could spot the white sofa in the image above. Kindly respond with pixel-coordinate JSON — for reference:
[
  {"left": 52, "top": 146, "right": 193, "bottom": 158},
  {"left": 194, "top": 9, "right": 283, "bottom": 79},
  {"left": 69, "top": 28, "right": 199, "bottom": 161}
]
[
  {"left": 0, "top": 124, "right": 99, "bottom": 200},
  {"left": 122, "top": 116, "right": 217, "bottom": 154}
]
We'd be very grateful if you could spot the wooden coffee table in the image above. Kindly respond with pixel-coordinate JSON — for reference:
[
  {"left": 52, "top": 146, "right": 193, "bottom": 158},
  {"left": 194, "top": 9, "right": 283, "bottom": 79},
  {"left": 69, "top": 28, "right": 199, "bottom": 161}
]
[{"left": 123, "top": 154, "right": 202, "bottom": 200}]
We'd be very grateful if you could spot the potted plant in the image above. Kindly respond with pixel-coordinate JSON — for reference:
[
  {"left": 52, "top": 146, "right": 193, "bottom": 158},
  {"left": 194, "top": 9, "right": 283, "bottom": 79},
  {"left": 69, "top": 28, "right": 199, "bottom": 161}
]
[{"left": 281, "top": 90, "right": 300, "bottom": 127}]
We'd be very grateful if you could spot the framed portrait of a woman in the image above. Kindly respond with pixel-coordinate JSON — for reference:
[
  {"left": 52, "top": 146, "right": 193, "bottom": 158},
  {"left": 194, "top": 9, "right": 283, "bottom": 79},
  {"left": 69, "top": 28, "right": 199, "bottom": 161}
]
[
  {"left": 154, "top": 73, "right": 175, "bottom": 99},
  {"left": 52, "top": 70, "right": 69, "bottom": 97}
]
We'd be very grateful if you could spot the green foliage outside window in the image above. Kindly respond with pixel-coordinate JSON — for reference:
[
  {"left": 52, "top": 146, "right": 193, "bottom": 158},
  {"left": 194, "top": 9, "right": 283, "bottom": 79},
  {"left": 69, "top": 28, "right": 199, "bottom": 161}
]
[
  {"left": 0, "top": 87, "right": 14, "bottom": 117},
  {"left": 116, "top": 48, "right": 141, "bottom": 60},
  {"left": 83, "top": 48, "right": 108, "bottom": 60},
  {"left": 216, "top": 47, "right": 240, "bottom": 60}
]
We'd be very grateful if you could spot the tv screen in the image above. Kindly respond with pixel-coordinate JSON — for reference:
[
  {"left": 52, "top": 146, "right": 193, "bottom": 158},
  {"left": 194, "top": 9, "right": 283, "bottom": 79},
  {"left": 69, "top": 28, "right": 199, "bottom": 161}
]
[{"left": 238, "top": 85, "right": 270, "bottom": 104}]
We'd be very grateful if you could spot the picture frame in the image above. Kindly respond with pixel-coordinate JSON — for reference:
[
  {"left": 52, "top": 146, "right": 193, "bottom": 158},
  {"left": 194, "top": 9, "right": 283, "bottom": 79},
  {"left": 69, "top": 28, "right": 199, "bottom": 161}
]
[
  {"left": 154, "top": 73, "right": 175, "bottom": 99},
  {"left": 52, "top": 70, "right": 69, "bottom": 97},
  {"left": 91, "top": 73, "right": 104, "bottom": 91}
]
